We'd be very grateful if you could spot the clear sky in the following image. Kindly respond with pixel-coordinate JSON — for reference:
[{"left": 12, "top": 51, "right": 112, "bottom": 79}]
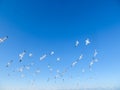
[{"left": 0, "top": 0, "right": 120, "bottom": 90}]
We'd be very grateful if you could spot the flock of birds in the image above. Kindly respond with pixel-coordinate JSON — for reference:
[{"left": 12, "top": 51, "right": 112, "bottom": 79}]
[{"left": 0, "top": 36, "right": 99, "bottom": 86}]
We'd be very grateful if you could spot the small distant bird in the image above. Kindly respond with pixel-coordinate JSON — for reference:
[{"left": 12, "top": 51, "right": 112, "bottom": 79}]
[
  {"left": 18, "top": 67, "right": 24, "bottom": 72},
  {"left": 6, "top": 60, "right": 13, "bottom": 67},
  {"left": 94, "top": 58, "right": 98, "bottom": 62},
  {"left": 49, "top": 68, "right": 53, "bottom": 72},
  {"left": 19, "top": 50, "right": 26, "bottom": 62},
  {"left": 47, "top": 65, "right": 51, "bottom": 68},
  {"left": 35, "top": 69, "right": 40, "bottom": 74},
  {"left": 29, "top": 53, "right": 33, "bottom": 57},
  {"left": 71, "top": 61, "right": 77, "bottom": 67},
  {"left": 57, "top": 57, "right": 60, "bottom": 61},
  {"left": 89, "top": 60, "right": 94, "bottom": 71},
  {"left": 0, "top": 36, "right": 8, "bottom": 43},
  {"left": 85, "top": 38, "right": 90, "bottom": 45},
  {"left": 50, "top": 51, "right": 54, "bottom": 55},
  {"left": 75, "top": 40, "right": 79, "bottom": 47},
  {"left": 78, "top": 54, "right": 83, "bottom": 60},
  {"left": 94, "top": 49, "right": 98, "bottom": 57},
  {"left": 40, "top": 54, "right": 47, "bottom": 61},
  {"left": 25, "top": 66, "right": 30, "bottom": 70}
]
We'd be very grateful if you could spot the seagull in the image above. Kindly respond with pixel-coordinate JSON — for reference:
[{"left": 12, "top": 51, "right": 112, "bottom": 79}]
[
  {"left": 89, "top": 61, "right": 94, "bottom": 66},
  {"left": 29, "top": 53, "right": 33, "bottom": 57},
  {"left": 18, "top": 67, "right": 24, "bottom": 72},
  {"left": 89, "top": 60, "right": 94, "bottom": 71},
  {"left": 35, "top": 69, "right": 40, "bottom": 74},
  {"left": 50, "top": 51, "right": 54, "bottom": 55},
  {"left": 49, "top": 68, "right": 53, "bottom": 72},
  {"left": 75, "top": 40, "right": 79, "bottom": 47},
  {"left": 0, "top": 36, "right": 8, "bottom": 43},
  {"left": 85, "top": 38, "right": 90, "bottom": 45},
  {"left": 94, "top": 49, "right": 98, "bottom": 57},
  {"left": 71, "top": 61, "right": 77, "bottom": 67},
  {"left": 94, "top": 58, "right": 98, "bottom": 62},
  {"left": 6, "top": 60, "right": 13, "bottom": 67},
  {"left": 19, "top": 50, "right": 26, "bottom": 62},
  {"left": 48, "top": 65, "right": 51, "bottom": 68},
  {"left": 40, "top": 54, "right": 47, "bottom": 61},
  {"left": 25, "top": 66, "right": 30, "bottom": 70},
  {"left": 78, "top": 54, "right": 83, "bottom": 60},
  {"left": 57, "top": 57, "right": 60, "bottom": 61}
]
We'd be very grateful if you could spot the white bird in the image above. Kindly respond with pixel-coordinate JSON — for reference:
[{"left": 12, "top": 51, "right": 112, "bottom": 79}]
[
  {"left": 0, "top": 36, "right": 8, "bottom": 43},
  {"left": 75, "top": 40, "right": 79, "bottom": 47},
  {"left": 25, "top": 66, "right": 30, "bottom": 70},
  {"left": 85, "top": 38, "right": 90, "bottom": 45},
  {"left": 94, "top": 49, "right": 98, "bottom": 57},
  {"left": 94, "top": 58, "right": 98, "bottom": 62},
  {"left": 35, "top": 69, "right": 40, "bottom": 74},
  {"left": 19, "top": 50, "right": 26, "bottom": 62},
  {"left": 89, "top": 61, "right": 94, "bottom": 67},
  {"left": 48, "top": 65, "right": 51, "bottom": 68},
  {"left": 6, "top": 60, "right": 13, "bottom": 67},
  {"left": 18, "top": 67, "right": 24, "bottom": 72},
  {"left": 57, "top": 57, "right": 60, "bottom": 61},
  {"left": 78, "top": 54, "right": 83, "bottom": 60},
  {"left": 89, "top": 60, "right": 94, "bottom": 71},
  {"left": 29, "top": 53, "right": 33, "bottom": 57},
  {"left": 50, "top": 51, "right": 54, "bottom": 55},
  {"left": 71, "top": 61, "right": 77, "bottom": 67},
  {"left": 40, "top": 54, "right": 47, "bottom": 61}
]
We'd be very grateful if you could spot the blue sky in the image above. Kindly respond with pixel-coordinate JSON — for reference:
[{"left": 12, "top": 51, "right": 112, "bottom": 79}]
[{"left": 0, "top": 0, "right": 120, "bottom": 90}]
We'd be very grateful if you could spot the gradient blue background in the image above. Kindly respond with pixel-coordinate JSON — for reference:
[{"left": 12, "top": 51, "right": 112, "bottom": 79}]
[{"left": 0, "top": 0, "right": 120, "bottom": 90}]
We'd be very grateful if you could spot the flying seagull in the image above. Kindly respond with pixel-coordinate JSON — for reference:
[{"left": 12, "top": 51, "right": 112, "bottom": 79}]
[
  {"left": 0, "top": 36, "right": 8, "bottom": 43},
  {"left": 18, "top": 67, "right": 24, "bottom": 72},
  {"left": 29, "top": 53, "right": 33, "bottom": 57},
  {"left": 19, "top": 50, "right": 26, "bottom": 62},
  {"left": 94, "top": 49, "right": 98, "bottom": 57},
  {"left": 78, "top": 54, "right": 83, "bottom": 60},
  {"left": 75, "top": 40, "right": 79, "bottom": 47},
  {"left": 6, "top": 60, "right": 13, "bottom": 67},
  {"left": 35, "top": 69, "right": 40, "bottom": 74},
  {"left": 50, "top": 51, "right": 54, "bottom": 55},
  {"left": 40, "top": 54, "right": 47, "bottom": 61},
  {"left": 57, "top": 57, "right": 60, "bottom": 61},
  {"left": 89, "top": 60, "right": 94, "bottom": 71},
  {"left": 71, "top": 61, "right": 78, "bottom": 67},
  {"left": 85, "top": 38, "right": 90, "bottom": 45}
]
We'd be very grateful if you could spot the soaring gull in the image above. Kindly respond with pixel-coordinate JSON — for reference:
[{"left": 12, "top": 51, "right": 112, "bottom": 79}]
[
  {"left": 6, "top": 60, "right": 13, "bottom": 67},
  {"left": 85, "top": 38, "right": 90, "bottom": 45},
  {"left": 75, "top": 40, "right": 79, "bottom": 47},
  {"left": 19, "top": 50, "right": 26, "bottom": 62},
  {"left": 0, "top": 36, "right": 8, "bottom": 43},
  {"left": 40, "top": 54, "right": 47, "bottom": 61},
  {"left": 50, "top": 51, "right": 54, "bottom": 55}
]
